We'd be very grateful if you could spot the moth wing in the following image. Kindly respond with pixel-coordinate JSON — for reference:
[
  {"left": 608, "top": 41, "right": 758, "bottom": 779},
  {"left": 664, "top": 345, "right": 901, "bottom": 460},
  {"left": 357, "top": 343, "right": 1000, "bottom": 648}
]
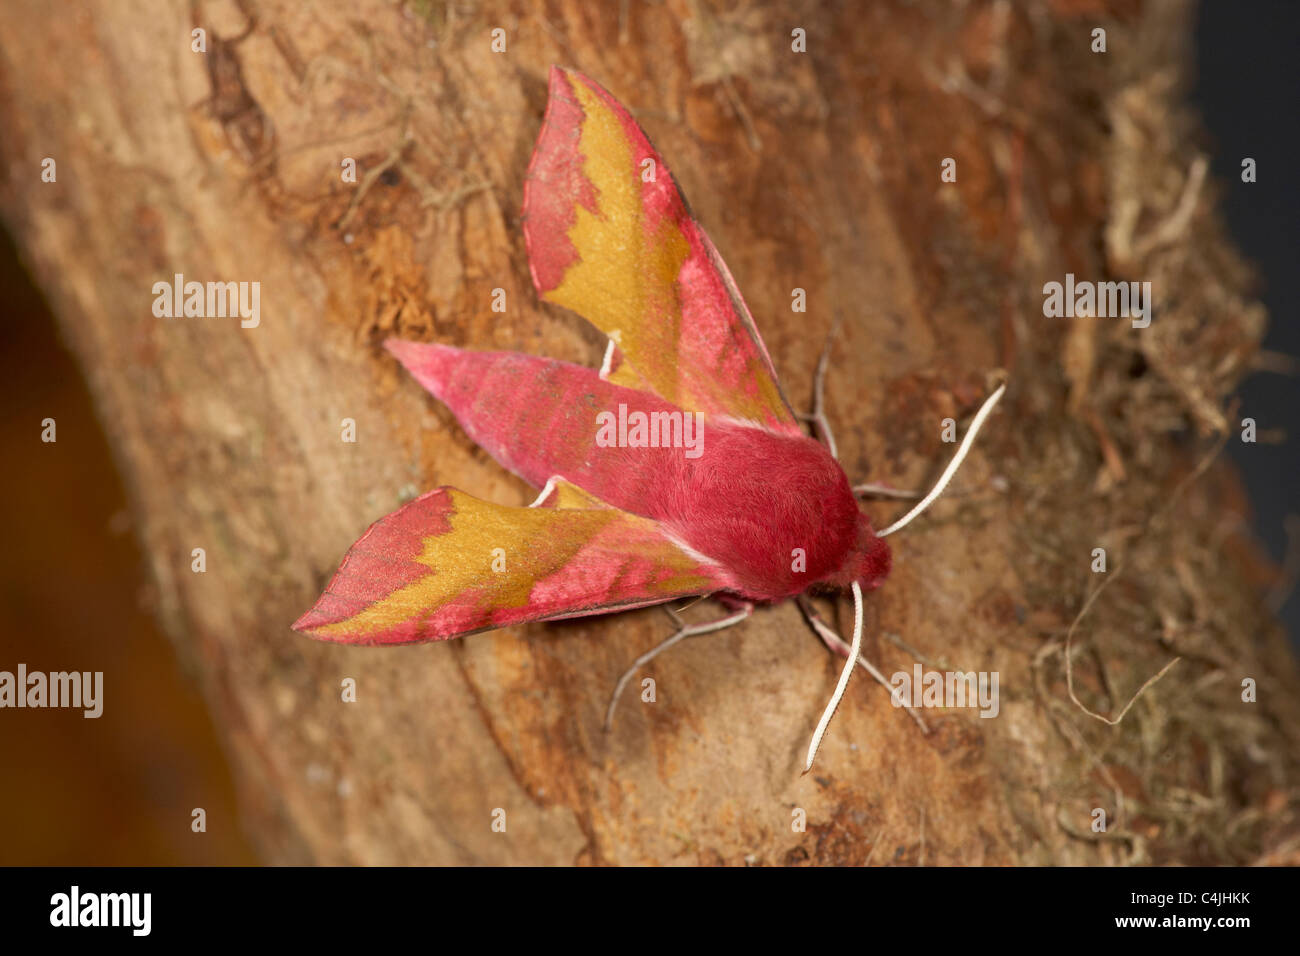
[
  {"left": 293, "top": 480, "right": 725, "bottom": 645},
  {"left": 523, "top": 66, "right": 801, "bottom": 434}
]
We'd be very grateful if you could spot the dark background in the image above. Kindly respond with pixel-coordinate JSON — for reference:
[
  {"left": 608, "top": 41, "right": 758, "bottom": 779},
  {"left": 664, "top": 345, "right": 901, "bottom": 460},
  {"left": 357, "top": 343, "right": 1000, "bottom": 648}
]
[
  {"left": 1194, "top": 0, "right": 1299, "bottom": 643},
  {"left": 0, "top": 2, "right": 1294, "bottom": 864}
]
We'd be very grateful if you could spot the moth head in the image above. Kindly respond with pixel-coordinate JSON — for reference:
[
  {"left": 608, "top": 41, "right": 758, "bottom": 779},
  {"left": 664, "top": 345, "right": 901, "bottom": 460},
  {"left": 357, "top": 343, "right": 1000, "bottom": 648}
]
[{"left": 830, "top": 511, "right": 891, "bottom": 592}]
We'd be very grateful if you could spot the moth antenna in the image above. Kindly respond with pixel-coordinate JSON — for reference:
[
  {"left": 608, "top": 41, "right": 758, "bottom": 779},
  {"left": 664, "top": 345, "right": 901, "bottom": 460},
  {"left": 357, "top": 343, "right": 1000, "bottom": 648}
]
[
  {"left": 797, "top": 595, "right": 929, "bottom": 733},
  {"left": 803, "top": 581, "right": 864, "bottom": 774},
  {"left": 877, "top": 382, "right": 1007, "bottom": 538}
]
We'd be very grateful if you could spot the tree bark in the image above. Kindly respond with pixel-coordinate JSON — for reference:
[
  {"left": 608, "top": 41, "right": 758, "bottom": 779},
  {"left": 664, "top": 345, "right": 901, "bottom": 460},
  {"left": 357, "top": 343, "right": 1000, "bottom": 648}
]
[{"left": 2, "top": 0, "right": 1296, "bottom": 864}]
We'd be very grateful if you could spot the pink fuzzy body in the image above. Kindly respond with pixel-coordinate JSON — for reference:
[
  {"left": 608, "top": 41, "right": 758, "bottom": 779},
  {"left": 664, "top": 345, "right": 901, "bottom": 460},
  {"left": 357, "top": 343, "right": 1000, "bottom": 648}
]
[{"left": 387, "top": 341, "right": 891, "bottom": 601}]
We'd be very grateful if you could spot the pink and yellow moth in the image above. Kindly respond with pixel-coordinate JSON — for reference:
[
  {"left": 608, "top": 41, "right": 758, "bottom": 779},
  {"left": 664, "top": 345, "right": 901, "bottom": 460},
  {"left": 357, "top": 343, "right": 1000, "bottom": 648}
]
[{"left": 294, "top": 66, "right": 1005, "bottom": 772}]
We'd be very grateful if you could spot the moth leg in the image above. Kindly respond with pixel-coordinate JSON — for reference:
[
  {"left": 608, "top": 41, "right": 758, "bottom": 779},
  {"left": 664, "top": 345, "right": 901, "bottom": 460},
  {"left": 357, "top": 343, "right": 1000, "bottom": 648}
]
[
  {"left": 603, "top": 600, "right": 754, "bottom": 732},
  {"left": 853, "top": 483, "right": 921, "bottom": 500},
  {"left": 795, "top": 318, "right": 840, "bottom": 460},
  {"left": 795, "top": 595, "right": 929, "bottom": 734},
  {"left": 798, "top": 325, "right": 924, "bottom": 500}
]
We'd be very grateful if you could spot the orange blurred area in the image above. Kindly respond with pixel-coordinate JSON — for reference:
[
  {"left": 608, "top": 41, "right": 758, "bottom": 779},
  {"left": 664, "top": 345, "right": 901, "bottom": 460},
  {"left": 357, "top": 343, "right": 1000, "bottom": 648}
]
[{"left": 0, "top": 227, "right": 259, "bottom": 864}]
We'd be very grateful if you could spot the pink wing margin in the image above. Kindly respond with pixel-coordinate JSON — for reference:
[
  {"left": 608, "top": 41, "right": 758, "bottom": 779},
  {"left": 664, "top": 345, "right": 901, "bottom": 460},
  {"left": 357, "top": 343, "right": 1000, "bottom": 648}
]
[
  {"left": 521, "top": 66, "right": 802, "bottom": 434},
  {"left": 292, "top": 481, "right": 728, "bottom": 645}
]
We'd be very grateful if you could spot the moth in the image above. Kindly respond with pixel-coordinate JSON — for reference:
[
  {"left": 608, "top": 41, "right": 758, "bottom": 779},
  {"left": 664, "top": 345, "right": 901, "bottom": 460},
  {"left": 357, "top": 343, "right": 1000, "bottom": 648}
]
[{"left": 294, "top": 67, "right": 1004, "bottom": 771}]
